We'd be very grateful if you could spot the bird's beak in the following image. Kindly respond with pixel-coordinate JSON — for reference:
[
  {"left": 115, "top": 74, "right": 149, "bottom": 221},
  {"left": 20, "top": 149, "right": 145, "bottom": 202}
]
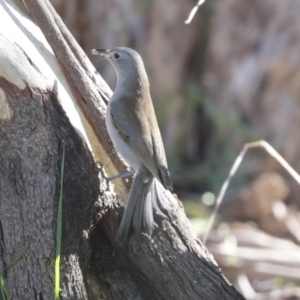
[{"left": 91, "top": 48, "right": 110, "bottom": 58}]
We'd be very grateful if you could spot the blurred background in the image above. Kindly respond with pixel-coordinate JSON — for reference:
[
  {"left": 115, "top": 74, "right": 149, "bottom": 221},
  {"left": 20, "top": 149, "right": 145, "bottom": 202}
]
[{"left": 51, "top": 0, "right": 300, "bottom": 298}]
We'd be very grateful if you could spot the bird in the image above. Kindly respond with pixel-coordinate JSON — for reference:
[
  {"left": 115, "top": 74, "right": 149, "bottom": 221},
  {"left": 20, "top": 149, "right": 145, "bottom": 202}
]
[{"left": 92, "top": 47, "right": 175, "bottom": 241}]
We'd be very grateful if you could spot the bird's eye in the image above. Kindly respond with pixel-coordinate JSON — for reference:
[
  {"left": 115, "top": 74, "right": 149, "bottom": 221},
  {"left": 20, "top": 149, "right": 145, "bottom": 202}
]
[{"left": 114, "top": 53, "right": 120, "bottom": 59}]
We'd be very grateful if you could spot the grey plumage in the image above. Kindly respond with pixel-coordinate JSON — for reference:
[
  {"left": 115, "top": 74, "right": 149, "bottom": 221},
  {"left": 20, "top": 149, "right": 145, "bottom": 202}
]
[{"left": 92, "top": 47, "right": 175, "bottom": 241}]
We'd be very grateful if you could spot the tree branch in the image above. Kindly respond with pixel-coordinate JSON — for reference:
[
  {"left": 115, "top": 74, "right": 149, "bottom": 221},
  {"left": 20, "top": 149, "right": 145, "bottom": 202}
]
[{"left": 22, "top": 0, "right": 129, "bottom": 183}]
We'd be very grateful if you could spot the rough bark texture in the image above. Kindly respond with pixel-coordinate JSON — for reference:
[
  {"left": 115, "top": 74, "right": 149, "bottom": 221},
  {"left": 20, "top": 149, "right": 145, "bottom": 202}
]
[
  {"left": 0, "top": 0, "right": 245, "bottom": 299},
  {"left": 0, "top": 76, "right": 99, "bottom": 298},
  {"left": 0, "top": 80, "right": 58, "bottom": 298},
  {"left": 85, "top": 185, "right": 242, "bottom": 300}
]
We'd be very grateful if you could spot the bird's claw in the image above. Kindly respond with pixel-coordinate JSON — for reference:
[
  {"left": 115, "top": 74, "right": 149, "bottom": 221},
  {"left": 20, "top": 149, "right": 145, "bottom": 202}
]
[{"left": 97, "top": 163, "right": 111, "bottom": 190}]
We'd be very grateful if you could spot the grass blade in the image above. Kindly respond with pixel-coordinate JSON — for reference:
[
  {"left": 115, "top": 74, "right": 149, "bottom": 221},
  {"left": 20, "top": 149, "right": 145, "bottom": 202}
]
[{"left": 54, "top": 145, "right": 65, "bottom": 300}]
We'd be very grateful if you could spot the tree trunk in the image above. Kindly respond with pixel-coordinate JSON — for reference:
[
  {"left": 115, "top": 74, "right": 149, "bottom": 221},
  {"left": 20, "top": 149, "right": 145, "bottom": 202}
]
[{"left": 0, "top": 0, "right": 245, "bottom": 299}]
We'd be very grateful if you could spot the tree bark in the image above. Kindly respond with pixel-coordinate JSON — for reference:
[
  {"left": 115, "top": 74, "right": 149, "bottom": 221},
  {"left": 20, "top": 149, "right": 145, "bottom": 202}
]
[{"left": 0, "top": 0, "right": 245, "bottom": 299}]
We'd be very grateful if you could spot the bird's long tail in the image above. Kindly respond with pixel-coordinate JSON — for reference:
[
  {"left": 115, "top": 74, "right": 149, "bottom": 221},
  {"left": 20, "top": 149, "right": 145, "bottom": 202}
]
[{"left": 116, "top": 173, "right": 176, "bottom": 242}]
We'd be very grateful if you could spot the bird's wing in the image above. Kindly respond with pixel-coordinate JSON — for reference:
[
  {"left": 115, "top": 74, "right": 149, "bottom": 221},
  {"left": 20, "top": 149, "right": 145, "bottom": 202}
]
[
  {"left": 109, "top": 98, "right": 156, "bottom": 167},
  {"left": 110, "top": 97, "right": 172, "bottom": 190},
  {"left": 152, "top": 134, "right": 173, "bottom": 190}
]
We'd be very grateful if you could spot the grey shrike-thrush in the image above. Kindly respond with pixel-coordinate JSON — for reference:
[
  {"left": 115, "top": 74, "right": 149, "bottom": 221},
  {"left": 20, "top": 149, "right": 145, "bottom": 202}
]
[{"left": 92, "top": 47, "right": 175, "bottom": 241}]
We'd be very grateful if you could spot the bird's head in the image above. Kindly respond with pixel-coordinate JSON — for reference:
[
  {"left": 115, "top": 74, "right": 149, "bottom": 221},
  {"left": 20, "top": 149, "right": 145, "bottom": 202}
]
[{"left": 91, "top": 47, "right": 148, "bottom": 88}]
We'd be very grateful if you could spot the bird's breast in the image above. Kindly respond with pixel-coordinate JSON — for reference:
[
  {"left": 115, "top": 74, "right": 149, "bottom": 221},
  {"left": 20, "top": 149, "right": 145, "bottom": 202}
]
[{"left": 106, "top": 101, "right": 142, "bottom": 172}]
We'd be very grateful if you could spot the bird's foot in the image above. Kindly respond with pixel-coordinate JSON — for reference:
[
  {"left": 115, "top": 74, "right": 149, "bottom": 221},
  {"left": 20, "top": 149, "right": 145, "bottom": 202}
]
[
  {"left": 97, "top": 163, "right": 135, "bottom": 190},
  {"left": 97, "top": 163, "right": 111, "bottom": 190}
]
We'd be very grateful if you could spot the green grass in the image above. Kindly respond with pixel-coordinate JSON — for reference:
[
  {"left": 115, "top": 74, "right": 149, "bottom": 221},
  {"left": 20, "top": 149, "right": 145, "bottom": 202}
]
[
  {"left": 0, "top": 276, "right": 10, "bottom": 300},
  {"left": 0, "top": 237, "right": 29, "bottom": 299},
  {"left": 54, "top": 145, "right": 65, "bottom": 300}
]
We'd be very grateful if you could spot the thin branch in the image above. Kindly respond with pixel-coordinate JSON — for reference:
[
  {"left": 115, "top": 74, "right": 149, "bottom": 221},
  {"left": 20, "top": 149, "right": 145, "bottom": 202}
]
[
  {"left": 185, "top": 0, "right": 206, "bottom": 24},
  {"left": 203, "top": 140, "right": 300, "bottom": 244},
  {"left": 44, "top": 0, "right": 111, "bottom": 103}
]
